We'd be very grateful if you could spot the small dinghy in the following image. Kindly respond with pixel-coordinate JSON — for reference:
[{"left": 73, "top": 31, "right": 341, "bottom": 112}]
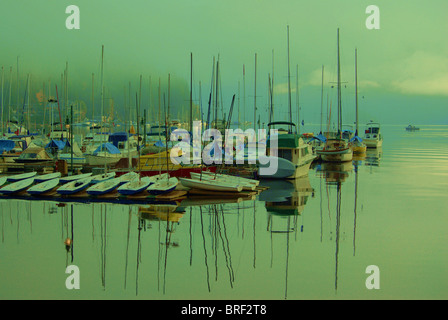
[
  {"left": 7, "top": 171, "right": 37, "bottom": 183},
  {"left": 190, "top": 172, "right": 256, "bottom": 191},
  {"left": 57, "top": 177, "right": 93, "bottom": 195},
  {"left": 0, "top": 176, "right": 7, "bottom": 188},
  {"left": 34, "top": 172, "right": 62, "bottom": 184},
  {"left": 179, "top": 177, "right": 243, "bottom": 193},
  {"left": 0, "top": 177, "right": 35, "bottom": 195},
  {"left": 59, "top": 173, "right": 93, "bottom": 184},
  {"left": 117, "top": 176, "right": 152, "bottom": 195},
  {"left": 27, "top": 178, "right": 60, "bottom": 196},
  {"left": 87, "top": 178, "right": 121, "bottom": 196},
  {"left": 118, "top": 171, "right": 140, "bottom": 185},
  {"left": 147, "top": 177, "right": 178, "bottom": 195},
  {"left": 91, "top": 172, "right": 116, "bottom": 184}
]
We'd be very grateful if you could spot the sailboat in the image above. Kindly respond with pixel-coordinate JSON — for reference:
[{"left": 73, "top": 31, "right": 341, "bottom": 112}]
[
  {"left": 317, "top": 29, "right": 353, "bottom": 163},
  {"left": 0, "top": 176, "right": 7, "bottom": 188},
  {"left": 117, "top": 171, "right": 139, "bottom": 185},
  {"left": 7, "top": 171, "right": 37, "bottom": 183},
  {"left": 146, "top": 176, "right": 178, "bottom": 195},
  {"left": 117, "top": 176, "right": 152, "bottom": 195},
  {"left": 86, "top": 177, "right": 121, "bottom": 196},
  {"left": 179, "top": 177, "right": 243, "bottom": 193},
  {"left": 59, "top": 172, "right": 93, "bottom": 184},
  {"left": 34, "top": 172, "right": 62, "bottom": 183},
  {"left": 190, "top": 171, "right": 258, "bottom": 191},
  {"left": 57, "top": 177, "right": 93, "bottom": 195},
  {"left": 27, "top": 178, "right": 60, "bottom": 196},
  {"left": 0, "top": 177, "right": 35, "bottom": 195},
  {"left": 91, "top": 171, "right": 116, "bottom": 184}
]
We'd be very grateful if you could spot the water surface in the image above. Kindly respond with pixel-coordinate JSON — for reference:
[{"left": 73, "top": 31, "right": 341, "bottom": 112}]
[{"left": 1, "top": 125, "right": 447, "bottom": 300}]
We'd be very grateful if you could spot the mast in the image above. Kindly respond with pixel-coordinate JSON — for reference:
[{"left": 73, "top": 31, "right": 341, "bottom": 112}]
[
  {"left": 100, "top": 45, "right": 104, "bottom": 136},
  {"left": 287, "top": 25, "right": 292, "bottom": 133},
  {"left": 355, "top": 48, "right": 359, "bottom": 136},
  {"left": 320, "top": 65, "right": 324, "bottom": 134},
  {"left": 190, "top": 52, "right": 193, "bottom": 133},
  {"left": 92, "top": 73, "right": 94, "bottom": 124},
  {"left": 296, "top": 64, "right": 299, "bottom": 134},
  {"left": 1, "top": 66, "right": 4, "bottom": 134},
  {"left": 337, "top": 28, "right": 342, "bottom": 135},
  {"left": 254, "top": 53, "right": 257, "bottom": 132},
  {"left": 243, "top": 64, "right": 246, "bottom": 129},
  {"left": 7, "top": 67, "right": 12, "bottom": 130}
]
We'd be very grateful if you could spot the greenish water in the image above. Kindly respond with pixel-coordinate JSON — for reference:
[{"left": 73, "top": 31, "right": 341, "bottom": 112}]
[{"left": 1, "top": 125, "right": 447, "bottom": 300}]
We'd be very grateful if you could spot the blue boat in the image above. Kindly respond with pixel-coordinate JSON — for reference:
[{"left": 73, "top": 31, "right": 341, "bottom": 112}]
[
  {"left": 87, "top": 178, "right": 121, "bottom": 196},
  {"left": 7, "top": 171, "right": 37, "bottom": 183},
  {"left": 27, "top": 178, "right": 60, "bottom": 196},
  {"left": 117, "top": 177, "right": 152, "bottom": 195},
  {"left": 147, "top": 177, "right": 178, "bottom": 195},
  {"left": 0, "top": 177, "right": 35, "bottom": 195},
  {"left": 57, "top": 177, "right": 93, "bottom": 195}
]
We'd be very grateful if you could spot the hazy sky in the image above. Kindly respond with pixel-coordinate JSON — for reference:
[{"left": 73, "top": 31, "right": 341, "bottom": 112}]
[{"left": 0, "top": 0, "right": 447, "bottom": 126}]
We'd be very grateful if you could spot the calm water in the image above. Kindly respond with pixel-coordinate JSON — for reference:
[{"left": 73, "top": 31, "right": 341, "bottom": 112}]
[{"left": 1, "top": 125, "right": 447, "bottom": 300}]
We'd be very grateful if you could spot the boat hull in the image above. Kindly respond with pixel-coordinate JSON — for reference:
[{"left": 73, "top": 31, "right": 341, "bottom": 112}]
[
  {"left": 87, "top": 178, "right": 121, "bottom": 196},
  {"left": 117, "top": 177, "right": 152, "bottom": 195},
  {"left": 319, "top": 148, "right": 353, "bottom": 162},
  {"left": 57, "top": 178, "right": 92, "bottom": 195},
  {"left": 258, "top": 156, "right": 314, "bottom": 179},
  {"left": 363, "top": 139, "right": 383, "bottom": 148},
  {"left": 27, "top": 179, "right": 60, "bottom": 195},
  {"left": 0, "top": 178, "right": 35, "bottom": 195},
  {"left": 179, "top": 177, "right": 243, "bottom": 192},
  {"left": 7, "top": 172, "right": 37, "bottom": 183}
]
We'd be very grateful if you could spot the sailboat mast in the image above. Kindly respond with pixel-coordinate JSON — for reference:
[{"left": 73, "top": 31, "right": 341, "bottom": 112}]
[
  {"left": 100, "top": 45, "right": 104, "bottom": 134},
  {"left": 254, "top": 53, "right": 257, "bottom": 132},
  {"left": 355, "top": 48, "right": 359, "bottom": 136},
  {"left": 296, "top": 64, "right": 299, "bottom": 135},
  {"left": 287, "top": 25, "right": 292, "bottom": 132},
  {"left": 320, "top": 65, "right": 324, "bottom": 134},
  {"left": 337, "top": 28, "right": 342, "bottom": 135},
  {"left": 190, "top": 52, "right": 193, "bottom": 133},
  {"left": 1, "top": 66, "right": 4, "bottom": 134}
]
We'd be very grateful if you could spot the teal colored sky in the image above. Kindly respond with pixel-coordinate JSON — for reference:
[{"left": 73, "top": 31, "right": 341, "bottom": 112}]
[{"left": 0, "top": 0, "right": 447, "bottom": 126}]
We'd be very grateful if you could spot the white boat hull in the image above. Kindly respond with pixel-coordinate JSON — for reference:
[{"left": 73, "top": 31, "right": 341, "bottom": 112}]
[
  {"left": 7, "top": 172, "right": 37, "bottom": 183},
  {"left": 319, "top": 148, "right": 353, "bottom": 162},
  {"left": 35, "top": 172, "right": 62, "bottom": 183},
  {"left": 147, "top": 177, "right": 178, "bottom": 195},
  {"left": 87, "top": 178, "right": 121, "bottom": 196},
  {"left": 118, "top": 177, "right": 152, "bottom": 195},
  {"left": 60, "top": 173, "right": 93, "bottom": 184},
  {"left": 28, "top": 178, "right": 60, "bottom": 195},
  {"left": 0, "top": 177, "right": 35, "bottom": 195},
  {"left": 85, "top": 154, "right": 121, "bottom": 166},
  {"left": 57, "top": 177, "right": 93, "bottom": 195},
  {"left": 179, "top": 177, "right": 243, "bottom": 192}
]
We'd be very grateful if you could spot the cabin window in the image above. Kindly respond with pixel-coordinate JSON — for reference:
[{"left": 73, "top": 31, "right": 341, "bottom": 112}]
[{"left": 277, "top": 149, "right": 292, "bottom": 161}]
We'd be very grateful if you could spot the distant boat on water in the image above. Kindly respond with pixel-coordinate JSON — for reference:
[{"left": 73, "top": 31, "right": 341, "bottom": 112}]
[{"left": 405, "top": 125, "right": 420, "bottom": 131}]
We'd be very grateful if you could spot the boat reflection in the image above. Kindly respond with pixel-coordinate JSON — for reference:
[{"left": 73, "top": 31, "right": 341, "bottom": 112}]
[
  {"left": 316, "top": 161, "right": 353, "bottom": 184},
  {"left": 259, "top": 176, "right": 314, "bottom": 299},
  {"left": 365, "top": 147, "right": 382, "bottom": 167}
]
